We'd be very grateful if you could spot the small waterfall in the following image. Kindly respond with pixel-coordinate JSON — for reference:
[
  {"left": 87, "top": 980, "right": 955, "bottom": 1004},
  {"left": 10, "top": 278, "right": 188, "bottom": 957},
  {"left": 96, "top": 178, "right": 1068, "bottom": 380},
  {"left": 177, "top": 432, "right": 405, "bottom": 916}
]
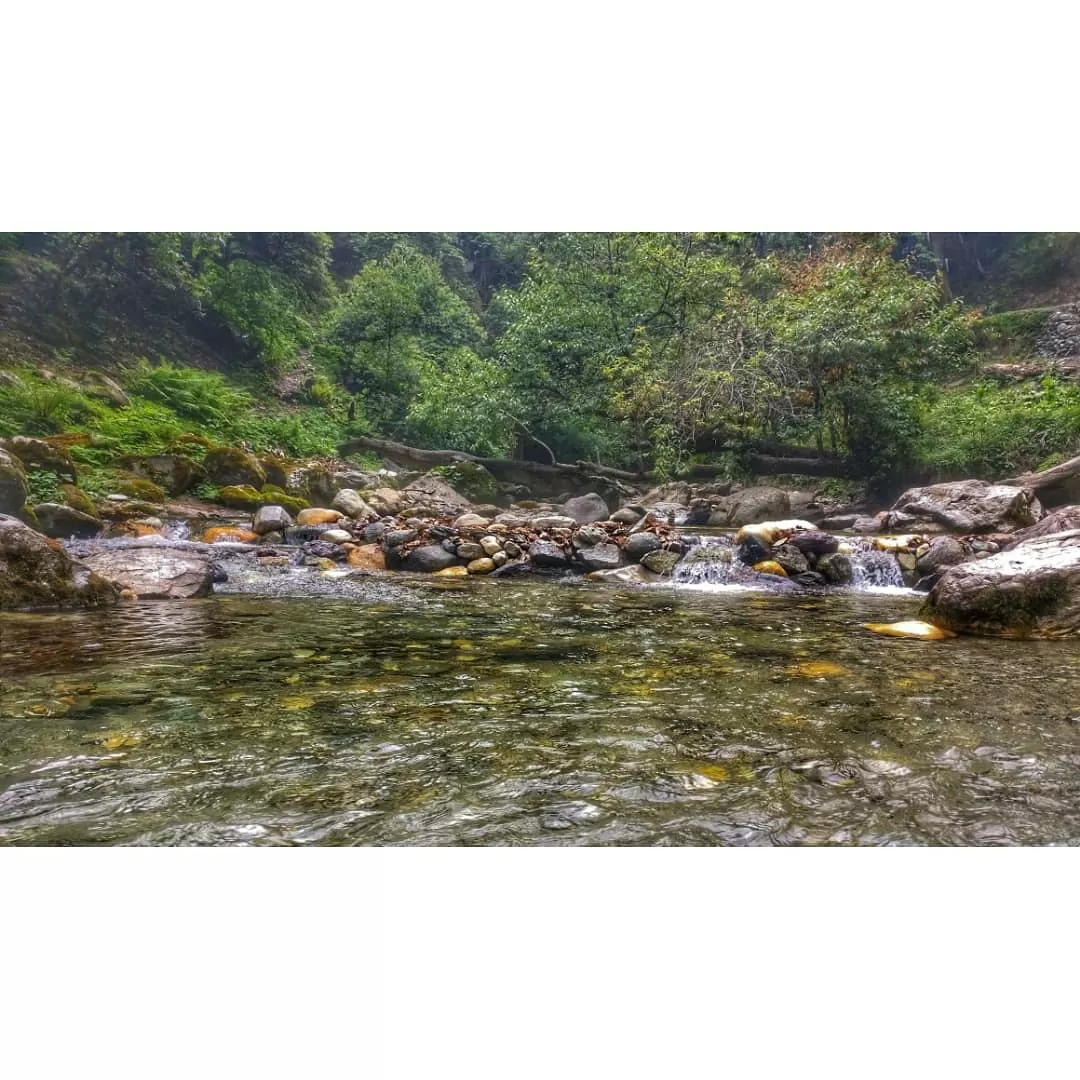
[
  {"left": 848, "top": 541, "right": 906, "bottom": 590},
  {"left": 161, "top": 519, "right": 191, "bottom": 541},
  {"left": 672, "top": 536, "right": 740, "bottom": 586}
]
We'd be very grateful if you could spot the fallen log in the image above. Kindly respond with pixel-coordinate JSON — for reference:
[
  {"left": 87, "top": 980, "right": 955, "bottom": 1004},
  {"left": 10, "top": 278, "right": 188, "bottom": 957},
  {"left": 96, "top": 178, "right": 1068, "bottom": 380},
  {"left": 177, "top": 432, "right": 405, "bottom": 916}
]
[
  {"left": 1004, "top": 452, "right": 1080, "bottom": 509},
  {"left": 338, "top": 435, "right": 648, "bottom": 494}
]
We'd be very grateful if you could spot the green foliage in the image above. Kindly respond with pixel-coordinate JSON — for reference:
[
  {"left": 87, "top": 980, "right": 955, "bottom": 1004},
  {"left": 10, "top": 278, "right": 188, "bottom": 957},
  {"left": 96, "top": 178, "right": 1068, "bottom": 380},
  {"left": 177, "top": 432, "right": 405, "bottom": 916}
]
[
  {"left": 404, "top": 349, "right": 518, "bottom": 457},
  {"left": 0, "top": 372, "right": 94, "bottom": 436},
  {"left": 972, "top": 308, "right": 1052, "bottom": 358},
  {"left": 317, "top": 241, "right": 484, "bottom": 433},
  {"left": 124, "top": 358, "right": 254, "bottom": 433},
  {"left": 919, "top": 378, "right": 1080, "bottom": 478},
  {"left": 23, "top": 467, "right": 62, "bottom": 505}
]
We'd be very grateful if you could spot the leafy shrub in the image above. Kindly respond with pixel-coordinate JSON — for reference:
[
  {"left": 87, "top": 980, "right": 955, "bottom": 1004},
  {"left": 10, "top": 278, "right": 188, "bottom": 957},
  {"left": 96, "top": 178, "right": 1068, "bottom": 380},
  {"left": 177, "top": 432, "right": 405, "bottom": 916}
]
[
  {"left": 124, "top": 358, "right": 253, "bottom": 434},
  {"left": 919, "top": 378, "right": 1080, "bottom": 478},
  {"left": 0, "top": 372, "right": 94, "bottom": 436}
]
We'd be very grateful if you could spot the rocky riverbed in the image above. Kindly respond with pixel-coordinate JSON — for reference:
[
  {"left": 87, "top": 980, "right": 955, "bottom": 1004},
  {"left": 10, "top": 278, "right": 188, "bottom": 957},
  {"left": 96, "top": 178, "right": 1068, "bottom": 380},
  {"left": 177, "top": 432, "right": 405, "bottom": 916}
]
[{"left": 2, "top": 434, "right": 1080, "bottom": 638}]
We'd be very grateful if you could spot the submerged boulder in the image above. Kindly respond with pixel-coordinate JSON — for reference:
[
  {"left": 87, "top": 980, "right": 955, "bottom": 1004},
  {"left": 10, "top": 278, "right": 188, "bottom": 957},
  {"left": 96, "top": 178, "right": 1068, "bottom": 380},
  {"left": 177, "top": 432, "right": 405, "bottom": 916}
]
[
  {"left": 74, "top": 545, "right": 215, "bottom": 599},
  {"left": 890, "top": 479, "right": 1043, "bottom": 534},
  {"left": 0, "top": 514, "right": 121, "bottom": 610},
  {"left": 576, "top": 543, "right": 623, "bottom": 572},
  {"left": 922, "top": 529, "right": 1080, "bottom": 638}
]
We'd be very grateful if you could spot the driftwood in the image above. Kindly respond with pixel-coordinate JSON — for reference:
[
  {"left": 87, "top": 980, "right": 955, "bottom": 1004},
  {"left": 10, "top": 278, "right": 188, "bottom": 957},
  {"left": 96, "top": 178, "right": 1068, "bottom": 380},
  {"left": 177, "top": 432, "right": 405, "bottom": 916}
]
[{"left": 1004, "top": 453, "right": 1080, "bottom": 509}]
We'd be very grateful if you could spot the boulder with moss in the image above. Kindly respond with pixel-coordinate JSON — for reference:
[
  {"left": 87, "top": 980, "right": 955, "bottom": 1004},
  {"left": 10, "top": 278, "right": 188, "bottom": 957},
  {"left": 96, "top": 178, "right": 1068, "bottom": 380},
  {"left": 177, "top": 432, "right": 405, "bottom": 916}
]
[
  {"left": 204, "top": 447, "right": 267, "bottom": 488},
  {"left": 259, "top": 485, "right": 309, "bottom": 515},
  {"left": 119, "top": 453, "right": 204, "bottom": 496},
  {"left": 33, "top": 502, "right": 103, "bottom": 540},
  {"left": 0, "top": 449, "right": 29, "bottom": 515},
  {"left": 116, "top": 475, "right": 168, "bottom": 503},
  {"left": 0, "top": 436, "right": 77, "bottom": 483},
  {"left": 58, "top": 484, "right": 98, "bottom": 517},
  {"left": 429, "top": 461, "right": 500, "bottom": 504},
  {"left": 0, "top": 514, "right": 120, "bottom": 610}
]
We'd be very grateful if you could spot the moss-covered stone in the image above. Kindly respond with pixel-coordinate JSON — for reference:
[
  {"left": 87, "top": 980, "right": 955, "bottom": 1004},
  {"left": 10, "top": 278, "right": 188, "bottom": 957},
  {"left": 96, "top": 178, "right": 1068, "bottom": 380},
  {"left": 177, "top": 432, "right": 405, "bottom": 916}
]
[
  {"left": 0, "top": 513, "right": 120, "bottom": 611},
  {"left": 261, "top": 458, "right": 293, "bottom": 490},
  {"left": 218, "top": 484, "right": 265, "bottom": 509},
  {"left": 0, "top": 436, "right": 77, "bottom": 482},
  {"left": 430, "top": 461, "right": 500, "bottom": 504},
  {"left": 204, "top": 446, "right": 266, "bottom": 488},
  {"left": 59, "top": 484, "right": 98, "bottom": 517},
  {"left": 219, "top": 484, "right": 309, "bottom": 515},
  {"left": 119, "top": 453, "right": 204, "bottom": 495},
  {"left": 260, "top": 484, "right": 310, "bottom": 515},
  {"left": 116, "top": 475, "right": 167, "bottom": 503},
  {"left": 0, "top": 449, "right": 28, "bottom": 515}
]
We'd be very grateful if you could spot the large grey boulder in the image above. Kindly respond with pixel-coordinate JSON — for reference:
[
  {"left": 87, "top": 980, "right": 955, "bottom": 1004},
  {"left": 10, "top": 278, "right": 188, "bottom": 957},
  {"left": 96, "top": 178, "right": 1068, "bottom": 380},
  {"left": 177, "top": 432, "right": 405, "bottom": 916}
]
[
  {"left": 528, "top": 540, "right": 571, "bottom": 567},
  {"left": 253, "top": 504, "right": 294, "bottom": 536},
  {"left": 576, "top": 543, "right": 623, "bottom": 572},
  {"left": 404, "top": 472, "right": 472, "bottom": 512},
  {"left": 1007, "top": 506, "right": 1080, "bottom": 546},
  {"left": 0, "top": 514, "right": 120, "bottom": 610},
  {"left": 709, "top": 487, "right": 791, "bottom": 528},
  {"left": 561, "top": 493, "right": 610, "bottom": 524},
  {"left": 922, "top": 529, "right": 1080, "bottom": 638},
  {"left": 74, "top": 545, "right": 215, "bottom": 599},
  {"left": 331, "top": 488, "right": 375, "bottom": 520},
  {"left": 400, "top": 544, "right": 460, "bottom": 573},
  {"left": 624, "top": 532, "right": 661, "bottom": 560},
  {"left": 889, "top": 479, "right": 1043, "bottom": 534},
  {"left": 33, "top": 502, "right": 102, "bottom": 540},
  {"left": 916, "top": 535, "right": 967, "bottom": 577}
]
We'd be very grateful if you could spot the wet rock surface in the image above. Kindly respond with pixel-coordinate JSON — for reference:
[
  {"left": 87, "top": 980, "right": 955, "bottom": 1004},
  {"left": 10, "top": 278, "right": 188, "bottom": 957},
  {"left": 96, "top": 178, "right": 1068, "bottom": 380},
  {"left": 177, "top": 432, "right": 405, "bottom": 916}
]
[
  {"left": 923, "top": 529, "right": 1080, "bottom": 638},
  {"left": 0, "top": 514, "right": 120, "bottom": 610}
]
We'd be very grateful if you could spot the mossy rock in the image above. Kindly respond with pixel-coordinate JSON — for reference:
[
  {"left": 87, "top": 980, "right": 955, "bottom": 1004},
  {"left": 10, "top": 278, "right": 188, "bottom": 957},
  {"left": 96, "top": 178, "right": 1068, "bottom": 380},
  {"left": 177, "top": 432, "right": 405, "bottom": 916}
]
[
  {"left": 261, "top": 458, "right": 294, "bottom": 490},
  {"left": 116, "top": 476, "right": 167, "bottom": 503},
  {"left": 218, "top": 484, "right": 310, "bottom": 515},
  {"left": 218, "top": 484, "right": 266, "bottom": 510},
  {"left": 260, "top": 484, "right": 310, "bottom": 516},
  {"left": 0, "top": 449, "right": 28, "bottom": 515},
  {"left": 430, "top": 461, "right": 500, "bottom": 504},
  {"left": 59, "top": 484, "right": 98, "bottom": 517},
  {"left": 204, "top": 446, "right": 267, "bottom": 488},
  {"left": 118, "top": 453, "right": 204, "bottom": 495}
]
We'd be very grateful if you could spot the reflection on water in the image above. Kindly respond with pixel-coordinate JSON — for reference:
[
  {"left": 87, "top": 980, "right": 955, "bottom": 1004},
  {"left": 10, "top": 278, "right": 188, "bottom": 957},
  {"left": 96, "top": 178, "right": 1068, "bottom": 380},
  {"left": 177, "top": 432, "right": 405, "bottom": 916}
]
[{"left": 2, "top": 581, "right": 1079, "bottom": 846}]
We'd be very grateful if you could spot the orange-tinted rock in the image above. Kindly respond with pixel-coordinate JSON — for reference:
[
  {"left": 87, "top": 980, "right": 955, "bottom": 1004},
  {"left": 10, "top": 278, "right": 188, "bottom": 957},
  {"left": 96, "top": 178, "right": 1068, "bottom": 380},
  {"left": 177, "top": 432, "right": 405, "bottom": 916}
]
[
  {"left": 752, "top": 560, "right": 788, "bottom": 577},
  {"left": 347, "top": 544, "right": 386, "bottom": 571},
  {"left": 202, "top": 526, "right": 258, "bottom": 544},
  {"left": 296, "top": 508, "right": 344, "bottom": 526}
]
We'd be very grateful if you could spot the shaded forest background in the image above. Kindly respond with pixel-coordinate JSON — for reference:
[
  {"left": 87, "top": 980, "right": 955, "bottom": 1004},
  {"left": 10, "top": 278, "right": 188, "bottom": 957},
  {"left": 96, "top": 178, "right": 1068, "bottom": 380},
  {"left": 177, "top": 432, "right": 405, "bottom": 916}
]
[{"left": 2, "top": 231, "right": 1079, "bottom": 501}]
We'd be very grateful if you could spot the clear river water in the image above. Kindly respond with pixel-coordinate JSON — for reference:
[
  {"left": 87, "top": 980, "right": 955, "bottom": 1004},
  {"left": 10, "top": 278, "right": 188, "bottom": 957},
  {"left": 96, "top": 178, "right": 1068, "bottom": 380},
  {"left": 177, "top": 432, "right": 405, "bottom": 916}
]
[{"left": 2, "top": 574, "right": 1080, "bottom": 845}]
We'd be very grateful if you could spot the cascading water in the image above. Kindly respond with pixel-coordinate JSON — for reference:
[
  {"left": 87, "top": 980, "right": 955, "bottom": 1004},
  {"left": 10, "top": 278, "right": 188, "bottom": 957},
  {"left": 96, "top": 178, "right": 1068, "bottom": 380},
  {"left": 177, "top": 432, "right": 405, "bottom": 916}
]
[
  {"left": 848, "top": 540, "right": 906, "bottom": 590},
  {"left": 670, "top": 533, "right": 909, "bottom": 592}
]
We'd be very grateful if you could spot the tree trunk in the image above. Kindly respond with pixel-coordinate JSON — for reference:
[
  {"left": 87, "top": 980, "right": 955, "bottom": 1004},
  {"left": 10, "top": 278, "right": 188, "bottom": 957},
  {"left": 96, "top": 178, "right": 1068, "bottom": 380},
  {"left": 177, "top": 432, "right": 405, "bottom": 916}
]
[{"left": 1004, "top": 453, "right": 1080, "bottom": 508}]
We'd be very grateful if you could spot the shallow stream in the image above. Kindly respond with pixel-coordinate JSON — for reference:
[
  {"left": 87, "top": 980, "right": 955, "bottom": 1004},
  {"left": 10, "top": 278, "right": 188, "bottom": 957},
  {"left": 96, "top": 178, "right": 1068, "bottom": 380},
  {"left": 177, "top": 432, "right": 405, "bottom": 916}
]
[{"left": 2, "top": 577, "right": 1079, "bottom": 845}]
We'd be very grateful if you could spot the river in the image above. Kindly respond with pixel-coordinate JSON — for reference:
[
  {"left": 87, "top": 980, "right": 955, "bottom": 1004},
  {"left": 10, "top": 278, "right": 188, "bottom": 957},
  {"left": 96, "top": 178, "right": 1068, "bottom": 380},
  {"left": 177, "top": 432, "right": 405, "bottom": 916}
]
[{"left": 2, "top": 576, "right": 1079, "bottom": 845}]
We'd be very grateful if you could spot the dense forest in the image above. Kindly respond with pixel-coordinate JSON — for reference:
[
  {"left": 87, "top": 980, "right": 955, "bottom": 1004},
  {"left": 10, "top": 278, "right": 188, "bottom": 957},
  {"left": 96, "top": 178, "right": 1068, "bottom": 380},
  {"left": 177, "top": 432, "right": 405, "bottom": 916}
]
[{"left": 2, "top": 231, "right": 1079, "bottom": 502}]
